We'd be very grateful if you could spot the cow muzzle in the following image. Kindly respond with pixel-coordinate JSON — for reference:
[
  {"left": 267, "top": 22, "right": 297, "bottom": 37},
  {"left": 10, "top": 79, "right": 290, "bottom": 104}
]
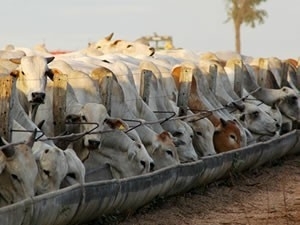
[
  {"left": 87, "top": 139, "right": 101, "bottom": 149},
  {"left": 30, "top": 92, "right": 45, "bottom": 104}
]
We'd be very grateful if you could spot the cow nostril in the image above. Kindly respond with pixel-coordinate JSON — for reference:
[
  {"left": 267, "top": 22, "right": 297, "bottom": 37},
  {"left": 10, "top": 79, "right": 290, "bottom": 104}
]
[
  {"left": 88, "top": 140, "right": 101, "bottom": 148},
  {"left": 276, "top": 123, "right": 280, "bottom": 128},
  {"left": 140, "top": 160, "right": 146, "bottom": 168},
  {"left": 150, "top": 162, "right": 155, "bottom": 171}
]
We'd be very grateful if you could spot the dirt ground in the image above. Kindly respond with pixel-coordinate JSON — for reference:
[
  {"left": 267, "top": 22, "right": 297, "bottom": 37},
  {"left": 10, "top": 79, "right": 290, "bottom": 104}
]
[{"left": 98, "top": 154, "right": 300, "bottom": 225}]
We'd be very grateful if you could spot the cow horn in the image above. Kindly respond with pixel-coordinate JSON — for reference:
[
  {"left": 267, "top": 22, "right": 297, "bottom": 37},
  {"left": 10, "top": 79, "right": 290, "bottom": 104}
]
[
  {"left": 105, "top": 32, "right": 114, "bottom": 41},
  {"left": 0, "top": 137, "right": 15, "bottom": 158},
  {"left": 46, "top": 56, "right": 55, "bottom": 64},
  {"left": 37, "top": 120, "right": 45, "bottom": 129},
  {"left": 26, "top": 129, "right": 37, "bottom": 148}
]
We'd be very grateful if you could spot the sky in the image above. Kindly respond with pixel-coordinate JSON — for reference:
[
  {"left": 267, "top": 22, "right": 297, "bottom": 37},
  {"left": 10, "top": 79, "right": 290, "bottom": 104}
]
[{"left": 0, "top": 0, "right": 299, "bottom": 59}]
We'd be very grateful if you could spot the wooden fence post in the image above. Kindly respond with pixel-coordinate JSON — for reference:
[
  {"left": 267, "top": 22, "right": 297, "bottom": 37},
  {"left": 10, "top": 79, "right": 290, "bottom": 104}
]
[
  {"left": 208, "top": 64, "right": 217, "bottom": 95},
  {"left": 90, "top": 67, "right": 114, "bottom": 116},
  {"left": 257, "top": 58, "right": 270, "bottom": 88},
  {"left": 102, "top": 74, "right": 113, "bottom": 116},
  {"left": 53, "top": 74, "right": 68, "bottom": 136},
  {"left": 140, "top": 69, "right": 152, "bottom": 105},
  {"left": 0, "top": 75, "right": 15, "bottom": 141},
  {"left": 233, "top": 59, "right": 244, "bottom": 98},
  {"left": 177, "top": 64, "right": 193, "bottom": 116}
]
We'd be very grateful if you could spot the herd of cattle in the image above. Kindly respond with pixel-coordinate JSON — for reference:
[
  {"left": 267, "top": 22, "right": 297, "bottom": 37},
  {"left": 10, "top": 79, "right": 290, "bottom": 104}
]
[{"left": 0, "top": 32, "right": 299, "bottom": 208}]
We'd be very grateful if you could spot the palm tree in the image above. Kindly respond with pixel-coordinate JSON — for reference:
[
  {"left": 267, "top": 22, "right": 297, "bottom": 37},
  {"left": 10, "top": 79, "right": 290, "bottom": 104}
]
[{"left": 225, "top": 0, "right": 268, "bottom": 54}]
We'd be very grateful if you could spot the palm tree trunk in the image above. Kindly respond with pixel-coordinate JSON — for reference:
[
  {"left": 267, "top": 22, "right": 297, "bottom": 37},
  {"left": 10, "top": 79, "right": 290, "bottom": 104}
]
[{"left": 234, "top": 21, "right": 241, "bottom": 54}]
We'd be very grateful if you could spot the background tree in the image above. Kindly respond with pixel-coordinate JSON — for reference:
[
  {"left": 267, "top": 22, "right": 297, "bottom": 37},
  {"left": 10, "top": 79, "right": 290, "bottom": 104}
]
[{"left": 225, "top": 0, "right": 268, "bottom": 54}]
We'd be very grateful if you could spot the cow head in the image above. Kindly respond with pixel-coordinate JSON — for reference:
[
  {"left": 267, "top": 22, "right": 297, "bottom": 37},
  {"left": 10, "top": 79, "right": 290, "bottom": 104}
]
[
  {"left": 34, "top": 144, "right": 68, "bottom": 195},
  {"left": 147, "top": 131, "right": 180, "bottom": 170},
  {"left": 0, "top": 130, "right": 38, "bottom": 206},
  {"left": 184, "top": 113, "right": 216, "bottom": 157},
  {"left": 213, "top": 118, "right": 242, "bottom": 153},
  {"left": 10, "top": 55, "right": 54, "bottom": 105}
]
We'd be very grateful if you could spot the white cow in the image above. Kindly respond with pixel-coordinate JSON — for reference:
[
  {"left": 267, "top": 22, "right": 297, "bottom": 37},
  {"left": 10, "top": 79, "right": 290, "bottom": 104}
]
[
  {"left": 7, "top": 55, "right": 55, "bottom": 120},
  {"left": 34, "top": 71, "right": 105, "bottom": 161},
  {"left": 225, "top": 58, "right": 300, "bottom": 129},
  {"left": 91, "top": 62, "right": 180, "bottom": 169},
  {"left": 88, "top": 32, "right": 155, "bottom": 57},
  {"left": 183, "top": 110, "right": 216, "bottom": 157},
  {"left": 84, "top": 118, "right": 155, "bottom": 180},
  {"left": 11, "top": 121, "right": 85, "bottom": 195},
  {"left": 231, "top": 101, "right": 280, "bottom": 143},
  {"left": 49, "top": 59, "right": 101, "bottom": 104},
  {"left": 138, "top": 60, "right": 198, "bottom": 162},
  {"left": 0, "top": 130, "right": 38, "bottom": 207}
]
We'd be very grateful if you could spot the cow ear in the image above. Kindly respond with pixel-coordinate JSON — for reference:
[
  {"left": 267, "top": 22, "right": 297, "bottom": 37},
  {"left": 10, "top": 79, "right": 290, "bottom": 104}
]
[
  {"left": 220, "top": 118, "right": 227, "bottom": 127},
  {"left": 104, "top": 118, "right": 129, "bottom": 131},
  {"left": 111, "top": 40, "right": 121, "bottom": 46},
  {"left": 9, "top": 58, "right": 21, "bottom": 64},
  {"left": 46, "top": 68, "right": 63, "bottom": 80},
  {"left": 10, "top": 70, "right": 20, "bottom": 78},
  {"left": 158, "top": 131, "right": 172, "bottom": 141}
]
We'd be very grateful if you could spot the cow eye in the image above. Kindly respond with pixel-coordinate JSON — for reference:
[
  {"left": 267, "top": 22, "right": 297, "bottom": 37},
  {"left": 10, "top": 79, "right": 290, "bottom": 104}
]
[
  {"left": 11, "top": 174, "right": 19, "bottom": 181},
  {"left": 21, "top": 71, "right": 25, "bottom": 75},
  {"left": 166, "top": 150, "right": 173, "bottom": 157},
  {"left": 196, "top": 131, "right": 203, "bottom": 136},
  {"left": 230, "top": 134, "right": 236, "bottom": 140},
  {"left": 172, "top": 131, "right": 183, "bottom": 137},
  {"left": 96, "top": 46, "right": 101, "bottom": 49},
  {"left": 127, "top": 44, "right": 133, "bottom": 48}
]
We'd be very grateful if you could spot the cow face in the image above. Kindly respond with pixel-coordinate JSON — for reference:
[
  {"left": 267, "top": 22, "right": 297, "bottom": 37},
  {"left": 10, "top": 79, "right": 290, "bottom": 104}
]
[
  {"left": 235, "top": 102, "right": 279, "bottom": 136},
  {"left": 10, "top": 56, "right": 54, "bottom": 105},
  {"left": 213, "top": 118, "right": 242, "bottom": 153},
  {"left": 185, "top": 116, "right": 216, "bottom": 157},
  {"left": 34, "top": 145, "right": 68, "bottom": 195},
  {"left": 147, "top": 131, "right": 180, "bottom": 170},
  {"left": 0, "top": 131, "right": 38, "bottom": 206},
  {"left": 277, "top": 92, "right": 300, "bottom": 122}
]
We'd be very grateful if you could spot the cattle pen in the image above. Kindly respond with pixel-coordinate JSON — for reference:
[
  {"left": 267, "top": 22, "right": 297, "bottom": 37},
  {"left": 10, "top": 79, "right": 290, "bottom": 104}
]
[
  {"left": 0, "top": 129, "right": 299, "bottom": 225},
  {"left": 0, "top": 41, "right": 300, "bottom": 224}
]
